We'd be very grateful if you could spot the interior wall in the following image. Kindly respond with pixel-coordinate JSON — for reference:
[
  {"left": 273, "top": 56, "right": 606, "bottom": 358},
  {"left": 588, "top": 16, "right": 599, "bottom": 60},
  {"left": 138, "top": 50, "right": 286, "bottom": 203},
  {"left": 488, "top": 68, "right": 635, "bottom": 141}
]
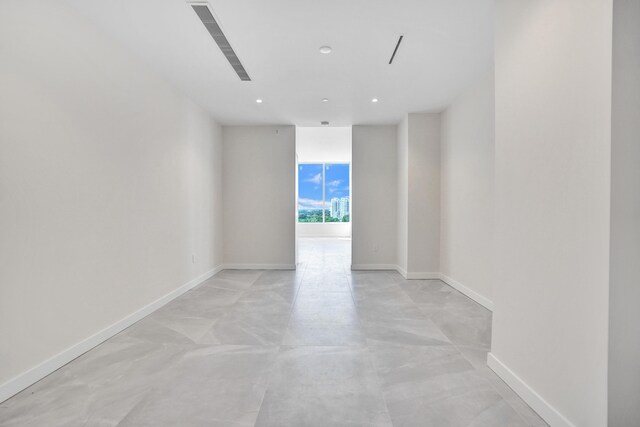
[
  {"left": 351, "top": 126, "right": 398, "bottom": 268},
  {"left": 296, "top": 127, "right": 352, "bottom": 238},
  {"left": 397, "top": 113, "right": 441, "bottom": 277},
  {"left": 297, "top": 223, "right": 350, "bottom": 238},
  {"left": 0, "top": 0, "right": 223, "bottom": 393},
  {"left": 407, "top": 113, "right": 441, "bottom": 275},
  {"left": 609, "top": 0, "right": 640, "bottom": 424},
  {"left": 396, "top": 118, "right": 409, "bottom": 272},
  {"left": 222, "top": 126, "right": 296, "bottom": 268},
  {"left": 491, "top": 1, "right": 612, "bottom": 426},
  {"left": 440, "top": 73, "right": 495, "bottom": 303},
  {"left": 296, "top": 127, "right": 352, "bottom": 163}
]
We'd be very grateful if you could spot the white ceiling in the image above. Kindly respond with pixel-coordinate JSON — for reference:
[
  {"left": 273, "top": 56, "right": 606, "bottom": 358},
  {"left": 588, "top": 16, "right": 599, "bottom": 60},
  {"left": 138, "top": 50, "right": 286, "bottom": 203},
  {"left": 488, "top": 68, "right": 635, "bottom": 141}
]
[{"left": 68, "top": 0, "right": 493, "bottom": 126}]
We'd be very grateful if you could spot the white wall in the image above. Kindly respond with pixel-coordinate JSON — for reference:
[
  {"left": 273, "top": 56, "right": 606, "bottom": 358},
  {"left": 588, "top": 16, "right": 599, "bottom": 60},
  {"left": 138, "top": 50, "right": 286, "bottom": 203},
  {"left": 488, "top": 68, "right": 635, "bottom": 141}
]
[
  {"left": 297, "top": 223, "right": 351, "bottom": 238},
  {"left": 407, "top": 113, "right": 440, "bottom": 275},
  {"left": 352, "top": 126, "right": 397, "bottom": 268},
  {"left": 396, "top": 118, "right": 409, "bottom": 272},
  {"left": 296, "top": 127, "right": 352, "bottom": 163},
  {"left": 296, "top": 127, "right": 351, "bottom": 238},
  {"left": 491, "top": 1, "right": 612, "bottom": 426},
  {"left": 609, "top": 0, "right": 640, "bottom": 424},
  {"left": 396, "top": 113, "right": 440, "bottom": 278},
  {"left": 0, "top": 0, "right": 223, "bottom": 395},
  {"left": 222, "top": 126, "right": 296, "bottom": 268},
  {"left": 441, "top": 74, "right": 495, "bottom": 305}
]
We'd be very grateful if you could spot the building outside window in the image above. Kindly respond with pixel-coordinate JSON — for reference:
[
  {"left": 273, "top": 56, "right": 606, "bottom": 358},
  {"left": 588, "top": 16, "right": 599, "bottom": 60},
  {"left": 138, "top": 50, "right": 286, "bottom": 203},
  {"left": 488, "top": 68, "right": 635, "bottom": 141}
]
[{"left": 298, "top": 163, "right": 350, "bottom": 223}]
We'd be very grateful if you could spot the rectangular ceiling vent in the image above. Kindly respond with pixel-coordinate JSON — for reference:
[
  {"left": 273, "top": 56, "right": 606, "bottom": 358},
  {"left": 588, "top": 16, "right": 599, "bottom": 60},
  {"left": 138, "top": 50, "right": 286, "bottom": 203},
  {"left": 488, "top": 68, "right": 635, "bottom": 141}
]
[{"left": 191, "top": 3, "right": 251, "bottom": 81}]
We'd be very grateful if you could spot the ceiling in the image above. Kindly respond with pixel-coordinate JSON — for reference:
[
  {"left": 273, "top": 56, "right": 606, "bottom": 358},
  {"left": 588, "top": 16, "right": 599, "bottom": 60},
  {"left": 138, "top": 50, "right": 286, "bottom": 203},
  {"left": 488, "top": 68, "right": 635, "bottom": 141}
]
[{"left": 68, "top": 0, "right": 493, "bottom": 126}]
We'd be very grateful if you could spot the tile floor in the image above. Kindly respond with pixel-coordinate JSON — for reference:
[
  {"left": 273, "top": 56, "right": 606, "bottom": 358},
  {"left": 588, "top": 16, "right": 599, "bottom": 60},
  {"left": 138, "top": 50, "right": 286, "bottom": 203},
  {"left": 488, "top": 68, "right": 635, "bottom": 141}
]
[{"left": 0, "top": 238, "right": 547, "bottom": 426}]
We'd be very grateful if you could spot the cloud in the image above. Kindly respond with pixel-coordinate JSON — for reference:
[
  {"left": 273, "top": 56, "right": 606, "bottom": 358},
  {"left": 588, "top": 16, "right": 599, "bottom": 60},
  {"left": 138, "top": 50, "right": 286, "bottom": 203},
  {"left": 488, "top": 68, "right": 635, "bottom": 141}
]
[
  {"left": 298, "top": 198, "right": 325, "bottom": 210},
  {"left": 326, "top": 180, "right": 341, "bottom": 187},
  {"left": 304, "top": 173, "right": 322, "bottom": 185}
]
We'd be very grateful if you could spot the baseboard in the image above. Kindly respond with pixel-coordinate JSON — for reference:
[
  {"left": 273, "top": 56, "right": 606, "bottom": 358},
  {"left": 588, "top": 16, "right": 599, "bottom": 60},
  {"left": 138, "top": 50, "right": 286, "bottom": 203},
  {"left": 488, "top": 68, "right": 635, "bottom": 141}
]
[
  {"left": 394, "top": 265, "right": 440, "bottom": 280},
  {"left": 0, "top": 265, "right": 223, "bottom": 404},
  {"left": 396, "top": 265, "right": 408, "bottom": 278},
  {"left": 298, "top": 235, "right": 351, "bottom": 238},
  {"left": 222, "top": 264, "right": 296, "bottom": 270},
  {"left": 439, "top": 273, "right": 494, "bottom": 312},
  {"left": 405, "top": 271, "right": 440, "bottom": 280},
  {"left": 351, "top": 264, "right": 398, "bottom": 271},
  {"left": 487, "top": 353, "right": 575, "bottom": 427},
  {"left": 352, "top": 266, "right": 493, "bottom": 311}
]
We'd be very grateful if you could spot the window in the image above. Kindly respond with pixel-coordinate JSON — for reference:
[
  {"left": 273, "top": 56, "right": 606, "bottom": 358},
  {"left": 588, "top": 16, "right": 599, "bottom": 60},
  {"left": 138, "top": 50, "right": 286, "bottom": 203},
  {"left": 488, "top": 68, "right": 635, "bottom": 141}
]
[
  {"left": 298, "top": 163, "right": 350, "bottom": 223},
  {"left": 324, "top": 163, "right": 350, "bottom": 222},
  {"left": 297, "top": 163, "right": 324, "bottom": 223}
]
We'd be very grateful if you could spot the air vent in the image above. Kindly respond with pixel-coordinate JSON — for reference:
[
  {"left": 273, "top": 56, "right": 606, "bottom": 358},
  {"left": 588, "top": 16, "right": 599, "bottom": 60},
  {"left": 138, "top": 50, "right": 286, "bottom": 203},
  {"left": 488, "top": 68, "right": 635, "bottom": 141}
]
[
  {"left": 389, "top": 35, "right": 404, "bottom": 64},
  {"left": 191, "top": 4, "right": 251, "bottom": 81}
]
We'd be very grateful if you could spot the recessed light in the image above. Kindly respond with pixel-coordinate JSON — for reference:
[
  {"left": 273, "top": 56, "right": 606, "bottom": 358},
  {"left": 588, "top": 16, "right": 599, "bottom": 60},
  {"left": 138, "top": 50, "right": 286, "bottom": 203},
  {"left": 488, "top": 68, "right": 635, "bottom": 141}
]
[
  {"left": 322, "top": 98, "right": 329, "bottom": 103},
  {"left": 319, "top": 46, "right": 332, "bottom": 54},
  {"left": 256, "top": 99, "right": 263, "bottom": 103},
  {"left": 371, "top": 98, "right": 379, "bottom": 103},
  {"left": 321, "top": 121, "right": 329, "bottom": 126}
]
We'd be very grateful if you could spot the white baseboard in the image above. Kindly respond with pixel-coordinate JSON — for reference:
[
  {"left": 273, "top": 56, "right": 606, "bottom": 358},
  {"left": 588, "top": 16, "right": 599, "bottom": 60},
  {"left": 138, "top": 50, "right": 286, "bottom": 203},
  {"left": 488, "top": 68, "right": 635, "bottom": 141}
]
[
  {"left": 222, "top": 264, "right": 296, "bottom": 270},
  {"left": 394, "top": 265, "right": 440, "bottom": 280},
  {"left": 405, "top": 271, "right": 440, "bottom": 280},
  {"left": 0, "top": 265, "right": 223, "bottom": 404},
  {"left": 396, "top": 265, "right": 408, "bottom": 278},
  {"left": 349, "top": 264, "right": 405, "bottom": 277},
  {"left": 298, "top": 236, "right": 352, "bottom": 239},
  {"left": 351, "top": 264, "right": 398, "bottom": 271},
  {"left": 439, "top": 273, "right": 494, "bottom": 312},
  {"left": 351, "top": 267, "right": 493, "bottom": 311},
  {"left": 487, "top": 353, "right": 575, "bottom": 427}
]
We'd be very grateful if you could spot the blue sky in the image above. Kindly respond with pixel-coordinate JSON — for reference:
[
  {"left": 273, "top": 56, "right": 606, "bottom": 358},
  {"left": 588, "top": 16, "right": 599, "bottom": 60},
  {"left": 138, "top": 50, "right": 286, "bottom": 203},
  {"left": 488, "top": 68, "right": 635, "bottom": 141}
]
[{"left": 298, "top": 163, "right": 350, "bottom": 210}]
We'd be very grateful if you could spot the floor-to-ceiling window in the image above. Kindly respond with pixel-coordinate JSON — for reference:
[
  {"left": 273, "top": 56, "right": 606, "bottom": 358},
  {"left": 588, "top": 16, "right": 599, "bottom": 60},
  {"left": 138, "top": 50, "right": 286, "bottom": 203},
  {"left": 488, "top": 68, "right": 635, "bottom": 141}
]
[{"left": 298, "top": 163, "right": 350, "bottom": 223}]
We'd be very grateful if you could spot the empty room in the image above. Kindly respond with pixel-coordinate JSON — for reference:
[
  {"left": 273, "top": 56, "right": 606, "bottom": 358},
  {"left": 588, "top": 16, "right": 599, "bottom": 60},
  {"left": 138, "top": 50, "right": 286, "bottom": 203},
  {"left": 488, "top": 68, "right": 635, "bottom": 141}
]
[{"left": 0, "top": 1, "right": 638, "bottom": 426}]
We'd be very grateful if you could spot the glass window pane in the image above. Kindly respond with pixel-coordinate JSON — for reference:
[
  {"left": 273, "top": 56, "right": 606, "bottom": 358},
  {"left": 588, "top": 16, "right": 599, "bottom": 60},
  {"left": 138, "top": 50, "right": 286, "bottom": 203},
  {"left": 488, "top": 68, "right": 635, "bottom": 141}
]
[
  {"left": 298, "top": 164, "right": 324, "bottom": 222},
  {"left": 324, "top": 164, "right": 350, "bottom": 223}
]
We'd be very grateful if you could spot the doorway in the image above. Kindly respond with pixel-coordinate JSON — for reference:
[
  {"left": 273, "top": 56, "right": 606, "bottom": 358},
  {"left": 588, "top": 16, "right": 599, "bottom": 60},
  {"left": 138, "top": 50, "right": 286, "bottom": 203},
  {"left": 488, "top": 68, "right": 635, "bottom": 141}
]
[{"left": 295, "top": 127, "right": 352, "bottom": 267}]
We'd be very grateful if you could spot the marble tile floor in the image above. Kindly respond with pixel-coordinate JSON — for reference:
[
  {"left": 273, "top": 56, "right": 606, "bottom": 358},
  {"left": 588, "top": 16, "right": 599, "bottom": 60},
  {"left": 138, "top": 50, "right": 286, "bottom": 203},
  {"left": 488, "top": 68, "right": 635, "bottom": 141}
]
[{"left": 0, "top": 238, "right": 547, "bottom": 426}]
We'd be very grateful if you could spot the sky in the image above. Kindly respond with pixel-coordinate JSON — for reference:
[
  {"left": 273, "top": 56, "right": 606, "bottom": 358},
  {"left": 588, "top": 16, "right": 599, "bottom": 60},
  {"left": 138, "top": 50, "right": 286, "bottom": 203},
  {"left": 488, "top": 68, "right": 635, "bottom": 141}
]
[{"left": 298, "top": 163, "right": 350, "bottom": 210}]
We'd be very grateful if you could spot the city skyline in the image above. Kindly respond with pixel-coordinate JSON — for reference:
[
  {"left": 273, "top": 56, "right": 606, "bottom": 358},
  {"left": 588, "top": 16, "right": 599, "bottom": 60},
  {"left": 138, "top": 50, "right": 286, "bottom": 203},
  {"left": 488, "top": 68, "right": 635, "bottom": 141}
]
[
  {"left": 298, "top": 163, "right": 350, "bottom": 211},
  {"left": 330, "top": 196, "right": 350, "bottom": 220},
  {"left": 298, "top": 163, "right": 350, "bottom": 223}
]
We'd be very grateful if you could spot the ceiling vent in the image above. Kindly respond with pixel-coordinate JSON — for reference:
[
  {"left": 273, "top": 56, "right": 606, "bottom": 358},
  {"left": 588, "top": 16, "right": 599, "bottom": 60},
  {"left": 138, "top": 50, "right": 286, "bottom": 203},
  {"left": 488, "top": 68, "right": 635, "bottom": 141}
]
[
  {"left": 388, "top": 35, "right": 404, "bottom": 64},
  {"left": 191, "top": 3, "right": 251, "bottom": 81}
]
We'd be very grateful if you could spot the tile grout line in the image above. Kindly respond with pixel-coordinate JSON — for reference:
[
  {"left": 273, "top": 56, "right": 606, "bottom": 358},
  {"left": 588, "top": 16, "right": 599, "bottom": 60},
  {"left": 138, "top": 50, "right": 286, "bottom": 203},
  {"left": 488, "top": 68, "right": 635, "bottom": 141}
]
[
  {"left": 252, "top": 260, "right": 310, "bottom": 426},
  {"left": 400, "top": 278, "right": 546, "bottom": 426},
  {"left": 348, "top": 269, "right": 396, "bottom": 426}
]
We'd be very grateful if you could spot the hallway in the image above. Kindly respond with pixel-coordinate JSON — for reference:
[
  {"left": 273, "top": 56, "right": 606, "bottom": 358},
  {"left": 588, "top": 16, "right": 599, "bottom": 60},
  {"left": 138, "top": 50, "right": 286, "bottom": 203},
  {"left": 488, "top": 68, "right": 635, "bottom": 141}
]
[{"left": 0, "top": 239, "right": 545, "bottom": 426}]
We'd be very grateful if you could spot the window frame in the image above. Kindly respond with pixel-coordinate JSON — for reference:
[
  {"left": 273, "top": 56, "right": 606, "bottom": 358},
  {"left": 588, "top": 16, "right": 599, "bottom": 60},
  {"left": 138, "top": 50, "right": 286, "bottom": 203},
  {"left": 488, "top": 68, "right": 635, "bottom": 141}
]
[{"left": 298, "top": 162, "right": 350, "bottom": 224}]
